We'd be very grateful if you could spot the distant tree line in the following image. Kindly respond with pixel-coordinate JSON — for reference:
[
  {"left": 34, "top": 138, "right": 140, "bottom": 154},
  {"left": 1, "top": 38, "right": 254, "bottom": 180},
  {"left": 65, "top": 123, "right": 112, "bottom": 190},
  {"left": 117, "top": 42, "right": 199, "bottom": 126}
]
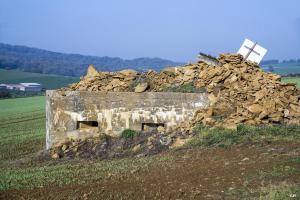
[
  {"left": 281, "top": 73, "right": 300, "bottom": 77},
  {"left": 0, "top": 90, "right": 10, "bottom": 98},
  {"left": 260, "top": 59, "right": 279, "bottom": 65},
  {"left": 261, "top": 59, "right": 300, "bottom": 65},
  {"left": 0, "top": 43, "right": 183, "bottom": 77},
  {"left": 1, "top": 43, "right": 299, "bottom": 77},
  {"left": 0, "top": 89, "right": 44, "bottom": 99}
]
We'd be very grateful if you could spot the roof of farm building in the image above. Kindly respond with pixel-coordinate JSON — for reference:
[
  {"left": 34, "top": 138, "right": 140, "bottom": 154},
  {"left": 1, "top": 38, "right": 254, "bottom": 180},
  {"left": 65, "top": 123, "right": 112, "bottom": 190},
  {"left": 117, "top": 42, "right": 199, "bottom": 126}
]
[{"left": 20, "top": 83, "right": 41, "bottom": 87}]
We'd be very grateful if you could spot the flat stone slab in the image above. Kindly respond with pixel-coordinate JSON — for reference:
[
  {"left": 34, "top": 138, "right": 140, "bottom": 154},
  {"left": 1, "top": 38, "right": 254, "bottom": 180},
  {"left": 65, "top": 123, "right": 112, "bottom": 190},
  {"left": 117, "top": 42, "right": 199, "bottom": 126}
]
[{"left": 46, "top": 91, "right": 209, "bottom": 149}]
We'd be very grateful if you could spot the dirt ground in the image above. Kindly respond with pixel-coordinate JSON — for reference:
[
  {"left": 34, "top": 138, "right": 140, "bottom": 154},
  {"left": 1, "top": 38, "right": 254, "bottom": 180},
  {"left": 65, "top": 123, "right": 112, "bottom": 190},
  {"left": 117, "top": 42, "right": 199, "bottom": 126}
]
[{"left": 1, "top": 140, "right": 299, "bottom": 200}]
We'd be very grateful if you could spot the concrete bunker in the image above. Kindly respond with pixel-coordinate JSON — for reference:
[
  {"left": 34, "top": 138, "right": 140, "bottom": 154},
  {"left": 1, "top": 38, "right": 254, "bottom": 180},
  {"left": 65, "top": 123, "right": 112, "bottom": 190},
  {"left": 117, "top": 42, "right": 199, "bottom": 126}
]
[
  {"left": 77, "top": 121, "right": 99, "bottom": 129},
  {"left": 142, "top": 123, "right": 165, "bottom": 132},
  {"left": 46, "top": 91, "right": 209, "bottom": 149}
]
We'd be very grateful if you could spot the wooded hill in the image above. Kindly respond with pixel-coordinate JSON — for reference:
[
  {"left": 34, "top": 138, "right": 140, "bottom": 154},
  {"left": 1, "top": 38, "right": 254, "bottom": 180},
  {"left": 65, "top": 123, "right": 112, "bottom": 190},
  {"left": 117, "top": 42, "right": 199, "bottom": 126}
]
[{"left": 0, "top": 43, "right": 183, "bottom": 77}]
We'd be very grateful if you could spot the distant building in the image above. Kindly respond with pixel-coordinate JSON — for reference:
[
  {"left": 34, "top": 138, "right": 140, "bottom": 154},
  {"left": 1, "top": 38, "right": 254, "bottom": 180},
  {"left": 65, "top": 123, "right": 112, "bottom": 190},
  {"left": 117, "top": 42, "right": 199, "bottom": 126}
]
[
  {"left": 19, "top": 83, "right": 42, "bottom": 92},
  {"left": 0, "top": 84, "right": 7, "bottom": 90},
  {"left": 0, "top": 83, "right": 42, "bottom": 92},
  {"left": 6, "top": 84, "right": 22, "bottom": 90}
]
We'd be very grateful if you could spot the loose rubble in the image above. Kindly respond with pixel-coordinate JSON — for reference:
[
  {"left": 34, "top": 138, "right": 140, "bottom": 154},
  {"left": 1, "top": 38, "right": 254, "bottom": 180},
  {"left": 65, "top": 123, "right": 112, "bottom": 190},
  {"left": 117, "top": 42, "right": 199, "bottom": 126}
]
[
  {"left": 48, "top": 131, "right": 190, "bottom": 160},
  {"left": 64, "top": 53, "right": 300, "bottom": 130}
]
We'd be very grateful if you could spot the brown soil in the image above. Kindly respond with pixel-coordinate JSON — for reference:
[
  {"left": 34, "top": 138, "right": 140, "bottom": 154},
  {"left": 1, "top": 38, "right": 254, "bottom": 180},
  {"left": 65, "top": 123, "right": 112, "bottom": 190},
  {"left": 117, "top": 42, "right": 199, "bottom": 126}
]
[{"left": 2, "top": 141, "right": 300, "bottom": 200}]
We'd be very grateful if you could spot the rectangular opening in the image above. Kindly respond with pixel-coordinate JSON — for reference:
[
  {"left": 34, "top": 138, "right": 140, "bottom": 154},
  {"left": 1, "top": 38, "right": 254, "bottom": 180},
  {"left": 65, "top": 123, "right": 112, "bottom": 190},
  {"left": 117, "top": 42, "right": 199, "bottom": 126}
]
[
  {"left": 142, "top": 123, "right": 165, "bottom": 132},
  {"left": 77, "top": 121, "right": 98, "bottom": 129}
]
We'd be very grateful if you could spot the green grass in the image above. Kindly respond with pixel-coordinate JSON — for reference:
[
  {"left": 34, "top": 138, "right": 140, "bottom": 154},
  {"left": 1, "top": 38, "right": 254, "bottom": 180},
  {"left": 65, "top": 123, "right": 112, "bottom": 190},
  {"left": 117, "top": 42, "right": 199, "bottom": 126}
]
[
  {"left": 282, "top": 77, "right": 300, "bottom": 88},
  {"left": 0, "top": 96, "right": 45, "bottom": 162},
  {"left": 258, "top": 165, "right": 297, "bottom": 180},
  {"left": 259, "top": 183, "right": 300, "bottom": 200},
  {"left": 187, "top": 125, "right": 300, "bottom": 148},
  {"left": 289, "top": 157, "right": 300, "bottom": 164},
  {"left": 0, "top": 96, "right": 45, "bottom": 117},
  {"left": 0, "top": 69, "right": 78, "bottom": 89},
  {"left": 0, "top": 156, "right": 173, "bottom": 190},
  {"left": 121, "top": 129, "right": 140, "bottom": 139}
]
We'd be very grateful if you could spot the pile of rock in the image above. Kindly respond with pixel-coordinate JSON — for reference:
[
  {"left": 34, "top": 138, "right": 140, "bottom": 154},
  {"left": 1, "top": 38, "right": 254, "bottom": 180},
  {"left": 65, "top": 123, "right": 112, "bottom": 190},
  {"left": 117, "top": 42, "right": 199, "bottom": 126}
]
[
  {"left": 191, "top": 54, "right": 300, "bottom": 129},
  {"left": 69, "top": 66, "right": 141, "bottom": 92},
  {"left": 67, "top": 64, "right": 202, "bottom": 93},
  {"left": 64, "top": 53, "right": 300, "bottom": 129},
  {"left": 49, "top": 131, "right": 189, "bottom": 160}
]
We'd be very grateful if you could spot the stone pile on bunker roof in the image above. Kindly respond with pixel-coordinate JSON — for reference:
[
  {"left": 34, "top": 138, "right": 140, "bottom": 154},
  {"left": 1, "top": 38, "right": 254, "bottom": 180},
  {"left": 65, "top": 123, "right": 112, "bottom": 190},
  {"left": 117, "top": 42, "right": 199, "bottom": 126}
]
[{"left": 62, "top": 53, "right": 300, "bottom": 129}]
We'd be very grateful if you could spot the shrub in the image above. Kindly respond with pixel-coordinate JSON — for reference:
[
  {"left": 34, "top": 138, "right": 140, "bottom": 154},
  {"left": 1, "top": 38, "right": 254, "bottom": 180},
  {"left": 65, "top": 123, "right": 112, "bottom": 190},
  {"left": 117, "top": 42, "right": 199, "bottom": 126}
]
[{"left": 121, "top": 129, "right": 139, "bottom": 139}]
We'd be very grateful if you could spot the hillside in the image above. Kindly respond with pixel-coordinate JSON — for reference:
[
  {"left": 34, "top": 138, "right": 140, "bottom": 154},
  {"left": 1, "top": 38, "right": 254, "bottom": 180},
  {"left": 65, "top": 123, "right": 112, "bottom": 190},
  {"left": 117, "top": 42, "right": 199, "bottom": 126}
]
[
  {"left": 0, "top": 69, "right": 78, "bottom": 89},
  {"left": 1, "top": 43, "right": 299, "bottom": 77},
  {"left": 282, "top": 77, "right": 300, "bottom": 88},
  {"left": 0, "top": 43, "right": 183, "bottom": 77}
]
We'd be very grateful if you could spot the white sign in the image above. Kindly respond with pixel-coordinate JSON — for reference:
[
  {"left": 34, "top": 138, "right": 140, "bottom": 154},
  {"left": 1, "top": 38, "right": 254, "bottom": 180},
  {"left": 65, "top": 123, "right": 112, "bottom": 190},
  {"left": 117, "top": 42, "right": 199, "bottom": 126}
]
[{"left": 238, "top": 38, "right": 267, "bottom": 64}]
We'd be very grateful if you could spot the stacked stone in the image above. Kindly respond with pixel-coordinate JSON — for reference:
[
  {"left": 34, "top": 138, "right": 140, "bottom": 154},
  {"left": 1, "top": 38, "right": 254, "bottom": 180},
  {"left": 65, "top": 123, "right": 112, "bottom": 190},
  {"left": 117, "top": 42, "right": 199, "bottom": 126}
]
[
  {"left": 64, "top": 54, "right": 300, "bottom": 128},
  {"left": 146, "top": 65, "right": 200, "bottom": 92},
  {"left": 190, "top": 54, "right": 300, "bottom": 129},
  {"left": 69, "top": 66, "right": 141, "bottom": 92}
]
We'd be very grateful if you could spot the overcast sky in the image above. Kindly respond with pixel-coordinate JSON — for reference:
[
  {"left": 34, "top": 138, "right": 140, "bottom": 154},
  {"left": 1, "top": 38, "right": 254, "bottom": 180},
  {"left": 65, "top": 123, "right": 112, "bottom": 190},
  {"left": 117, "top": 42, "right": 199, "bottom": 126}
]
[{"left": 0, "top": 0, "right": 299, "bottom": 62}]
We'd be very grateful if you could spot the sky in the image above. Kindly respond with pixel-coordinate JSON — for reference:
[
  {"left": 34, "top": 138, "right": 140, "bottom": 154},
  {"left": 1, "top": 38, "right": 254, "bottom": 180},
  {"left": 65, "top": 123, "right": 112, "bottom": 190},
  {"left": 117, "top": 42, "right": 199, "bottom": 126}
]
[{"left": 0, "top": 0, "right": 299, "bottom": 62}]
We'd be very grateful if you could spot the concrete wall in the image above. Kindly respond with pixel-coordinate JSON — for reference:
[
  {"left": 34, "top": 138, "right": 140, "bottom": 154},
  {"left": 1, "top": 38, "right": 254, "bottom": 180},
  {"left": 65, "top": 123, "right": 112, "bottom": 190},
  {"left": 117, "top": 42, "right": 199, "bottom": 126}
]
[{"left": 46, "top": 90, "right": 209, "bottom": 149}]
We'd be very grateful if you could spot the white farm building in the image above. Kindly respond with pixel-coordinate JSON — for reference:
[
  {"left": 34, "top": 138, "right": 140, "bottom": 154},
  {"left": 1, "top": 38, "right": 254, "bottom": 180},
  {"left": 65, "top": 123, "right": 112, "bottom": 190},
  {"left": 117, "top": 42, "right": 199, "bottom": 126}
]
[
  {"left": 19, "top": 83, "right": 42, "bottom": 91},
  {"left": 0, "top": 83, "right": 42, "bottom": 92}
]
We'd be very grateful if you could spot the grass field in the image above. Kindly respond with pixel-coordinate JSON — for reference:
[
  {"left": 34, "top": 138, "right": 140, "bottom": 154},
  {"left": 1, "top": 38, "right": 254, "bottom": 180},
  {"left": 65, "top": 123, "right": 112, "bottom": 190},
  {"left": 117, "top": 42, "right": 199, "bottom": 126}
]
[
  {"left": 0, "top": 94, "right": 299, "bottom": 199},
  {"left": 0, "top": 69, "right": 79, "bottom": 89},
  {"left": 272, "top": 63, "right": 300, "bottom": 75},
  {"left": 262, "top": 62, "right": 300, "bottom": 75},
  {"left": 282, "top": 77, "right": 300, "bottom": 88},
  {"left": 0, "top": 96, "right": 45, "bottom": 162}
]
